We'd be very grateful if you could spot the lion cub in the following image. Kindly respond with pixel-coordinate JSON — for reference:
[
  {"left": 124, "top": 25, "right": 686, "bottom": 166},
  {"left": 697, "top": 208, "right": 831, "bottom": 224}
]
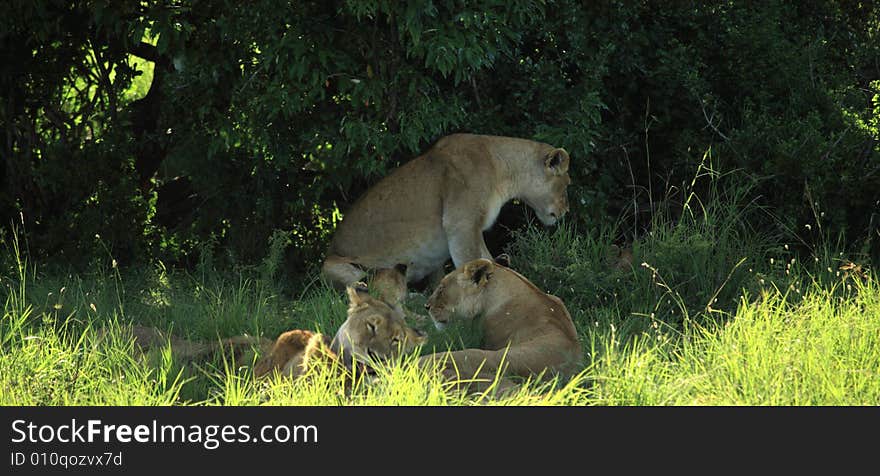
[
  {"left": 420, "top": 258, "right": 582, "bottom": 389},
  {"left": 254, "top": 274, "right": 427, "bottom": 380}
]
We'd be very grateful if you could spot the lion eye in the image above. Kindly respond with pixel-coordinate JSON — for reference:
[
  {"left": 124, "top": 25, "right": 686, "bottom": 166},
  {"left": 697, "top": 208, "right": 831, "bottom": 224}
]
[
  {"left": 391, "top": 336, "right": 401, "bottom": 346},
  {"left": 366, "top": 322, "right": 377, "bottom": 335}
]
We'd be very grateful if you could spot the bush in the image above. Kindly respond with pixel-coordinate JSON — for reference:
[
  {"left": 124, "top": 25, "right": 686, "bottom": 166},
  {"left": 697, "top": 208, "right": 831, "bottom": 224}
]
[
  {"left": 2, "top": 1, "right": 877, "bottom": 270},
  {"left": 506, "top": 163, "right": 768, "bottom": 334}
]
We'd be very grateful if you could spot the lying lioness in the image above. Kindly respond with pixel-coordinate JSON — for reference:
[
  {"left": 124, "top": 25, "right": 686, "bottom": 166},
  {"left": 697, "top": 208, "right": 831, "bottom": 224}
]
[
  {"left": 322, "top": 133, "right": 572, "bottom": 288},
  {"left": 106, "top": 268, "right": 426, "bottom": 382},
  {"left": 420, "top": 258, "right": 582, "bottom": 390},
  {"left": 254, "top": 280, "right": 427, "bottom": 380}
]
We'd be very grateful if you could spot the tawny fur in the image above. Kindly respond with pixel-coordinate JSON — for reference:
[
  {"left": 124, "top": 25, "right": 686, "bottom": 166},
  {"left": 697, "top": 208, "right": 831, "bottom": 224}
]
[
  {"left": 322, "top": 133, "right": 572, "bottom": 288},
  {"left": 254, "top": 269, "right": 427, "bottom": 380},
  {"left": 108, "top": 268, "right": 427, "bottom": 385},
  {"left": 420, "top": 259, "right": 582, "bottom": 391},
  {"left": 102, "top": 325, "right": 272, "bottom": 368}
]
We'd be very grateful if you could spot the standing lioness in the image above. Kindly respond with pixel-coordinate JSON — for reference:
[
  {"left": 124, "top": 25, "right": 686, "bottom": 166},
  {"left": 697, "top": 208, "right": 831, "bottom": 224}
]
[{"left": 322, "top": 134, "right": 571, "bottom": 288}]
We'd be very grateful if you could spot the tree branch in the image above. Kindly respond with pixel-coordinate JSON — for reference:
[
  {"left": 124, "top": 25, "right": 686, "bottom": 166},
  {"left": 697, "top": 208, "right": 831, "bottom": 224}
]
[{"left": 130, "top": 41, "right": 170, "bottom": 68}]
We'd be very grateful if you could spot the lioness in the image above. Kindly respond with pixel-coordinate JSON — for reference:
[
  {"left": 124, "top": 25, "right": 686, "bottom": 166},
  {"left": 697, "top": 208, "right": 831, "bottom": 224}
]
[
  {"left": 110, "top": 267, "right": 425, "bottom": 382},
  {"left": 254, "top": 280, "right": 427, "bottom": 379},
  {"left": 420, "top": 258, "right": 582, "bottom": 389},
  {"left": 322, "top": 133, "right": 571, "bottom": 288}
]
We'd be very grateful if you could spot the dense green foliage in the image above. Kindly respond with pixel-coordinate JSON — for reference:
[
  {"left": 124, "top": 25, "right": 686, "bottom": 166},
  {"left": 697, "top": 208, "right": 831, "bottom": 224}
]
[{"left": 2, "top": 1, "right": 878, "bottom": 271}]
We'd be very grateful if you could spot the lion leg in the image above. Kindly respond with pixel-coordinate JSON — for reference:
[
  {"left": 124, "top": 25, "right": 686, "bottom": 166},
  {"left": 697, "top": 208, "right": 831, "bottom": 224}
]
[
  {"left": 125, "top": 326, "right": 213, "bottom": 361},
  {"left": 420, "top": 337, "right": 581, "bottom": 392},
  {"left": 321, "top": 255, "right": 367, "bottom": 290},
  {"left": 419, "top": 348, "right": 509, "bottom": 392},
  {"left": 442, "top": 215, "right": 492, "bottom": 269},
  {"left": 214, "top": 335, "right": 274, "bottom": 369},
  {"left": 499, "top": 336, "right": 583, "bottom": 380},
  {"left": 447, "top": 233, "right": 492, "bottom": 269}
]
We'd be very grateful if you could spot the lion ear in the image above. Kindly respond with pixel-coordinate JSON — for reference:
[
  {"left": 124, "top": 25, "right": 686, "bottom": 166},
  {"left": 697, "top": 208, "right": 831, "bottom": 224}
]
[
  {"left": 464, "top": 259, "right": 494, "bottom": 287},
  {"left": 366, "top": 313, "right": 384, "bottom": 329},
  {"left": 494, "top": 253, "right": 511, "bottom": 268},
  {"left": 345, "top": 282, "right": 370, "bottom": 306},
  {"left": 545, "top": 148, "right": 570, "bottom": 175}
]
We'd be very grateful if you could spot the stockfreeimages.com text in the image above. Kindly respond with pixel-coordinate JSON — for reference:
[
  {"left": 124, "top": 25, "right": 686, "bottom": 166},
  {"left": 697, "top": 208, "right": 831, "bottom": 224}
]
[{"left": 11, "top": 419, "right": 317, "bottom": 450}]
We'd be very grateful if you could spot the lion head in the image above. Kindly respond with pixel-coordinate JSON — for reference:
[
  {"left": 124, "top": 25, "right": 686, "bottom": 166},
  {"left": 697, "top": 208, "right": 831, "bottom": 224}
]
[
  {"left": 424, "top": 258, "right": 498, "bottom": 330},
  {"left": 331, "top": 281, "right": 427, "bottom": 368},
  {"left": 520, "top": 148, "right": 571, "bottom": 226}
]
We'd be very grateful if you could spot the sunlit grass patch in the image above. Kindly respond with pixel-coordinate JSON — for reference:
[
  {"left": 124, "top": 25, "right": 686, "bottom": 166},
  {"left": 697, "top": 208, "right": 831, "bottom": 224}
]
[
  {"left": 0, "top": 315, "right": 186, "bottom": 406},
  {"left": 580, "top": 277, "right": 880, "bottom": 405},
  {"left": 679, "top": 279, "right": 880, "bottom": 405}
]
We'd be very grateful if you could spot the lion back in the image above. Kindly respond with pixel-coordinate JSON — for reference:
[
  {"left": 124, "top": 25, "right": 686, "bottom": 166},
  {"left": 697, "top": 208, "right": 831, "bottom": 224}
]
[{"left": 254, "top": 329, "right": 319, "bottom": 378}]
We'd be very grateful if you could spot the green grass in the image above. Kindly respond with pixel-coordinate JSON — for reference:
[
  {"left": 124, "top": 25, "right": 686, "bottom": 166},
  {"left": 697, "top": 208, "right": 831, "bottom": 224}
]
[
  {"left": 581, "top": 279, "right": 880, "bottom": 405},
  {"left": 2, "top": 174, "right": 878, "bottom": 406}
]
